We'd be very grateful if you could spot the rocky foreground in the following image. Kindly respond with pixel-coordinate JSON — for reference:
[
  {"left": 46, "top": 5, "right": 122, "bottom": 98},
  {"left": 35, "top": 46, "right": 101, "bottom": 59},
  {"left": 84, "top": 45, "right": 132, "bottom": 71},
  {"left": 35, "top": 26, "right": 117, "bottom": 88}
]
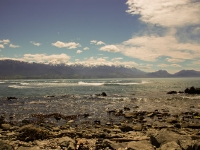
[{"left": 1, "top": 105, "right": 200, "bottom": 150}]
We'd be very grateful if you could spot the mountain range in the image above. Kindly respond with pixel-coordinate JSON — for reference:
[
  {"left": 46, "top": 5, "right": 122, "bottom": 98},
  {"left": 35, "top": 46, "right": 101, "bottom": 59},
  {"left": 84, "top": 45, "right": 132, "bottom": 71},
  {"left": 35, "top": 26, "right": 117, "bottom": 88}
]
[{"left": 0, "top": 59, "right": 200, "bottom": 79}]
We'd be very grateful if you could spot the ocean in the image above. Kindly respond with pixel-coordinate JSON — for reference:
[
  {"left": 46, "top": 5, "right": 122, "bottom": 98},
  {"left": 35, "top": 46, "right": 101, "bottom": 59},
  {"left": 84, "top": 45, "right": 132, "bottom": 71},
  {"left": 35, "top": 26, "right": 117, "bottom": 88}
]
[{"left": 0, "top": 78, "right": 200, "bottom": 125}]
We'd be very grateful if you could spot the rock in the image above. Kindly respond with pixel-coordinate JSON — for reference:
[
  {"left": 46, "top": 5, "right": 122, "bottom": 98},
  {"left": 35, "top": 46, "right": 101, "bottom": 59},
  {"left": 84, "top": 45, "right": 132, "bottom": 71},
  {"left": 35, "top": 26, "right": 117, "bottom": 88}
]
[
  {"left": 133, "top": 124, "right": 143, "bottom": 131},
  {"left": 166, "top": 117, "right": 178, "bottom": 124},
  {"left": 17, "top": 124, "right": 51, "bottom": 142},
  {"left": 127, "top": 141, "right": 154, "bottom": 150},
  {"left": 101, "top": 92, "right": 107, "bottom": 96},
  {"left": 58, "top": 136, "right": 75, "bottom": 150},
  {"left": 178, "top": 140, "right": 193, "bottom": 150},
  {"left": 0, "top": 140, "right": 13, "bottom": 150},
  {"left": 119, "top": 125, "right": 133, "bottom": 132},
  {"left": 150, "top": 129, "right": 189, "bottom": 148},
  {"left": 103, "top": 139, "right": 126, "bottom": 150},
  {"left": 17, "top": 146, "right": 40, "bottom": 150},
  {"left": 185, "top": 86, "right": 200, "bottom": 94},
  {"left": 160, "top": 141, "right": 181, "bottom": 150},
  {"left": 193, "top": 141, "right": 200, "bottom": 150},
  {"left": 124, "top": 112, "right": 137, "bottom": 118},
  {"left": 1, "top": 123, "right": 11, "bottom": 130},
  {"left": 7, "top": 97, "right": 18, "bottom": 100},
  {"left": 167, "top": 91, "right": 177, "bottom": 94}
]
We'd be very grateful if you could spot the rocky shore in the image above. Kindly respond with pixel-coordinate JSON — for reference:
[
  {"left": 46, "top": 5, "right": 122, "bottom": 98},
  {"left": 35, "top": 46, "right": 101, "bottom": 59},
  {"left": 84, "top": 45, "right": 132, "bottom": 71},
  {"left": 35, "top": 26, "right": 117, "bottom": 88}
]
[{"left": 1, "top": 103, "right": 200, "bottom": 150}]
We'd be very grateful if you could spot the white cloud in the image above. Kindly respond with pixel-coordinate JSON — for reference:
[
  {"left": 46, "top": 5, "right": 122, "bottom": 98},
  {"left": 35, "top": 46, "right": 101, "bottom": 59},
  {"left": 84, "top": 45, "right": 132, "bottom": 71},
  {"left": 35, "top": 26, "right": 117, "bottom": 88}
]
[
  {"left": 90, "top": 40, "right": 105, "bottom": 45},
  {"left": 30, "top": 41, "right": 41, "bottom": 46},
  {"left": 0, "top": 39, "right": 10, "bottom": 45},
  {"left": 90, "top": 40, "right": 97, "bottom": 44},
  {"left": 99, "top": 45, "right": 120, "bottom": 53},
  {"left": 76, "top": 50, "right": 82, "bottom": 54},
  {"left": 9, "top": 44, "right": 20, "bottom": 48},
  {"left": 171, "top": 64, "right": 182, "bottom": 67},
  {"left": 83, "top": 47, "right": 89, "bottom": 50},
  {"left": 73, "top": 56, "right": 138, "bottom": 68},
  {"left": 112, "top": 57, "right": 123, "bottom": 61},
  {"left": 166, "top": 58, "right": 184, "bottom": 63},
  {"left": 23, "top": 53, "right": 71, "bottom": 64},
  {"left": 52, "top": 41, "right": 81, "bottom": 49},
  {"left": 114, "top": 31, "right": 200, "bottom": 61},
  {"left": 158, "top": 64, "right": 170, "bottom": 67},
  {"left": 0, "top": 44, "right": 4, "bottom": 49},
  {"left": 126, "top": 0, "right": 200, "bottom": 27},
  {"left": 96, "top": 41, "right": 105, "bottom": 45}
]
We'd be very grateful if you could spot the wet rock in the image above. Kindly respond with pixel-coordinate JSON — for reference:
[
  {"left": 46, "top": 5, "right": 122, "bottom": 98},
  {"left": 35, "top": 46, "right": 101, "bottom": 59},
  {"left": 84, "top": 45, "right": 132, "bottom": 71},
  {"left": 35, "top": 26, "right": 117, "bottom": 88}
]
[
  {"left": 17, "top": 124, "right": 51, "bottom": 142},
  {"left": 119, "top": 125, "right": 133, "bottom": 132},
  {"left": 7, "top": 97, "right": 18, "bottom": 100},
  {"left": 0, "top": 140, "right": 13, "bottom": 150},
  {"left": 185, "top": 86, "right": 200, "bottom": 94},
  {"left": 167, "top": 91, "right": 177, "bottom": 94},
  {"left": 101, "top": 92, "right": 107, "bottom": 96},
  {"left": 160, "top": 141, "right": 181, "bottom": 150},
  {"left": 127, "top": 141, "right": 154, "bottom": 150}
]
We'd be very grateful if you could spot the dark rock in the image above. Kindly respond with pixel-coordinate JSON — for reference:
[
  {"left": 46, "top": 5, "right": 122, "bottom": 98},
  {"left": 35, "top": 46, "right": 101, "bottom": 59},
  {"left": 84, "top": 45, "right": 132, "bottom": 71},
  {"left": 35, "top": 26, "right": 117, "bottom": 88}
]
[
  {"left": 185, "top": 86, "right": 200, "bottom": 94},
  {"left": 193, "top": 141, "right": 200, "bottom": 150},
  {"left": 167, "top": 91, "right": 177, "bottom": 94},
  {"left": 124, "top": 107, "right": 130, "bottom": 111},
  {"left": 120, "top": 125, "right": 133, "bottom": 132},
  {"left": 6, "top": 97, "right": 18, "bottom": 100},
  {"left": 94, "top": 120, "right": 101, "bottom": 125},
  {"left": 0, "top": 140, "right": 13, "bottom": 150},
  {"left": 101, "top": 92, "right": 107, "bottom": 96}
]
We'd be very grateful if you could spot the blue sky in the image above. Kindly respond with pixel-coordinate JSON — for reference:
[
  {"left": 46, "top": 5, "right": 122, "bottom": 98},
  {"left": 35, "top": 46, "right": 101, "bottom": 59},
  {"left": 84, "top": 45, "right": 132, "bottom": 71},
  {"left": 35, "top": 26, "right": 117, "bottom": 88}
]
[{"left": 0, "top": 0, "right": 200, "bottom": 73}]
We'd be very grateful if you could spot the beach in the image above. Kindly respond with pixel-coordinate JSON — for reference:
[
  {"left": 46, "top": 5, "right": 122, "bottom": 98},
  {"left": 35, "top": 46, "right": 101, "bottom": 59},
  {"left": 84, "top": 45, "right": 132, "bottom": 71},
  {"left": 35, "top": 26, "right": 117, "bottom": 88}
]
[{"left": 0, "top": 78, "right": 200, "bottom": 149}]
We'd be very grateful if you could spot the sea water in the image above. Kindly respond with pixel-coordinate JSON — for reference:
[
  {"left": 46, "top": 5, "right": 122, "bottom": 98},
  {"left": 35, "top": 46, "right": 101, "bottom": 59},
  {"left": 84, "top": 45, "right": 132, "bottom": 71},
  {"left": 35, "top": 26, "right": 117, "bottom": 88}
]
[
  {"left": 0, "top": 78, "right": 200, "bottom": 125},
  {"left": 1, "top": 78, "right": 200, "bottom": 98}
]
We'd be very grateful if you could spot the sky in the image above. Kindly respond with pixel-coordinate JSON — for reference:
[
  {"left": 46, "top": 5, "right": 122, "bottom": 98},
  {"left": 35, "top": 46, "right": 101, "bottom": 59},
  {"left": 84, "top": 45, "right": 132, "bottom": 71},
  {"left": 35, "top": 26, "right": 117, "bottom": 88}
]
[{"left": 0, "top": 0, "right": 200, "bottom": 73}]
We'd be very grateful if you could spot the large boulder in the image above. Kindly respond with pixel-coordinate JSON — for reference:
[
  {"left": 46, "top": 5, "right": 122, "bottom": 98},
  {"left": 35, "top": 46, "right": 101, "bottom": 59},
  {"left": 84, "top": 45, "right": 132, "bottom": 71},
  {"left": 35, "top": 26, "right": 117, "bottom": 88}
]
[
  {"left": 0, "top": 140, "right": 13, "bottom": 150},
  {"left": 127, "top": 141, "right": 154, "bottom": 150},
  {"left": 150, "top": 129, "right": 189, "bottom": 148},
  {"left": 160, "top": 141, "right": 181, "bottom": 150},
  {"left": 185, "top": 87, "right": 200, "bottom": 94},
  {"left": 17, "top": 124, "right": 51, "bottom": 142}
]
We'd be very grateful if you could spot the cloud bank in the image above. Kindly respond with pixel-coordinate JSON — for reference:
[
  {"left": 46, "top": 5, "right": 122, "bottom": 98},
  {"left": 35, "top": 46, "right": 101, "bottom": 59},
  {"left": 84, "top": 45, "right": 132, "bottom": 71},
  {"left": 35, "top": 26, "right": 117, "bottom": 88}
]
[
  {"left": 52, "top": 41, "right": 81, "bottom": 49},
  {"left": 126, "top": 0, "right": 200, "bottom": 27}
]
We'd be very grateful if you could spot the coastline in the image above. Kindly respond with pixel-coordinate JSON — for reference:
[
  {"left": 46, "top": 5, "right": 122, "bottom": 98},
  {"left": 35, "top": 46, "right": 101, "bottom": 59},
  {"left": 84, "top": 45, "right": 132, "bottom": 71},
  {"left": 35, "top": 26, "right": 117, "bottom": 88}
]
[{"left": 1, "top": 94, "right": 200, "bottom": 149}]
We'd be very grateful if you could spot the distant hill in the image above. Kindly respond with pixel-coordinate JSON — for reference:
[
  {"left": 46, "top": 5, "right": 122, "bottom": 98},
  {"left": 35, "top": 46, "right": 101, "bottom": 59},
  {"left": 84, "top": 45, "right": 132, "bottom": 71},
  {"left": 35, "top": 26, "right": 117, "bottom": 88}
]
[
  {"left": 0, "top": 59, "right": 200, "bottom": 79},
  {"left": 146, "top": 70, "right": 172, "bottom": 78},
  {"left": 173, "top": 70, "right": 200, "bottom": 77}
]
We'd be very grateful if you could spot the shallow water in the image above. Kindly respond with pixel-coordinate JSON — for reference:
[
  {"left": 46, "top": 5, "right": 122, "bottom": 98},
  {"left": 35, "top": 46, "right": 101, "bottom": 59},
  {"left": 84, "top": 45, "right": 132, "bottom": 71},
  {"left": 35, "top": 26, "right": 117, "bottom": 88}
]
[{"left": 0, "top": 78, "right": 200, "bottom": 126}]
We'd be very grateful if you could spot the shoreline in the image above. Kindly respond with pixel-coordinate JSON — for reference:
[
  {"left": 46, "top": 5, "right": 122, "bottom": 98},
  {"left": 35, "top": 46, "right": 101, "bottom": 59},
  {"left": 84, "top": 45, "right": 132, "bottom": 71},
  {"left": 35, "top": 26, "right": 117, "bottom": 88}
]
[{"left": 1, "top": 94, "right": 200, "bottom": 149}]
